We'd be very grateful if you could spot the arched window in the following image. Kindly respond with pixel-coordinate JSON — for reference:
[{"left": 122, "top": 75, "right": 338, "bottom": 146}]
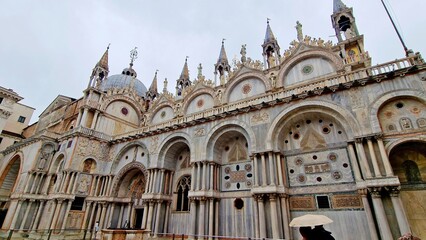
[{"left": 176, "top": 176, "right": 191, "bottom": 211}]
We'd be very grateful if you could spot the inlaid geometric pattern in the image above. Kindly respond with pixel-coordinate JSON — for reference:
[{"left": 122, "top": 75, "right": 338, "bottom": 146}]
[
  {"left": 331, "top": 194, "right": 363, "bottom": 209},
  {"left": 289, "top": 196, "right": 316, "bottom": 210},
  {"left": 222, "top": 162, "right": 253, "bottom": 191}
]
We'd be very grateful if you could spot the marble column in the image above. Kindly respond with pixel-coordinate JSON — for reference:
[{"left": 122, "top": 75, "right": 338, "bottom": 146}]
[
  {"left": 269, "top": 194, "right": 280, "bottom": 239},
  {"left": 164, "top": 201, "right": 171, "bottom": 234},
  {"left": 20, "top": 200, "right": 33, "bottom": 229},
  {"left": 82, "top": 201, "right": 93, "bottom": 229},
  {"left": 115, "top": 204, "right": 122, "bottom": 228},
  {"left": 369, "top": 188, "right": 393, "bottom": 240},
  {"left": 358, "top": 189, "right": 379, "bottom": 240},
  {"left": 253, "top": 196, "right": 260, "bottom": 239},
  {"left": 280, "top": 194, "right": 291, "bottom": 240},
  {"left": 214, "top": 200, "right": 219, "bottom": 236},
  {"left": 152, "top": 169, "right": 158, "bottom": 193},
  {"left": 199, "top": 199, "right": 206, "bottom": 238},
  {"left": 366, "top": 137, "right": 381, "bottom": 177},
  {"left": 189, "top": 199, "right": 197, "bottom": 238},
  {"left": 253, "top": 155, "right": 259, "bottom": 186},
  {"left": 276, "top": 154, "right": 284, "bottom": 186},
  {"left": 268, "top": 152, "right": 275, "bottom": 185},
  {"left": 146, "top": 201, "right": 155, "bottom": 230},
  {"left": 388, "top": 187, "right": 411, "bottom": 236},
  {"left": 355, "top": 139, "right": 372, "bottom": 178},
  {"left": 88, "top": 203, "right": 97, "bottom": 229},
  {"left": 154, "top": 201, "right": 162, "bottom": 235},
  {"left": 257, "top": 195, "right": 266, "bottom": 238},
  {"left": 347, "top": 143, "right": 362, "bottom": 181},
  {"left": 191, "top": 163, "right": 196, "bottom": 191},
  {"left": 35, "top": 173, "right": 44, "bottom": 194},
  {"left": 107, "top": 203, "right": 115, "bottom": 228},
  {"left": 141, "top": 202, "right": 148, "bottom": 229},
  {"left": 42, "top": 174, "right": 53, "bottom": 194},
  {"left": 80, "top": 108, "right": 89, "bottom": 127},
  {"left": 61, "top": 200, "right": 73, "bottom": 232},
  {"left": 30, "top": 174, "right": 39, "bottom": 194},
  {"left": 197, "top": 163, "right": 201, "bottom": 190},
  {"left": 91, "top": 110, "right": 99, "bottom": 129},
  {"left": 159, "top": 170, "right": 165, "bottom": 194},
  {"left": 31, "top": 200, "right": 45, "bottom": 230},
  {"left": 24, "top": 173, "right": 34, "bottom": 193},
  {"left": 261, "top": 154, "right": 267, "bottom": 186},
  {"left": 10, "top": 200, "right": 23, "bottom": 229},
  {"left": 99, "top": 203, "right": 108, "bottom": 229},
  {"left": 209, "top": 163, "right": 214, "bottom": 190},
  {"left": 50, "top": 199, "right": 64, "bottom": 230},
  {"left": 202, "top": 162, "right": 207, "bottom": 190},
  {"left": 208, "top": 198, "right": 214, "bottom": 240},
  {"left": 376, "top": 135, "right": 393, "bottom": 176}
]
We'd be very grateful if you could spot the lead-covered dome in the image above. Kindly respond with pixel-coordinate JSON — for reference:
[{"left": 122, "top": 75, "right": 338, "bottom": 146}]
[{"left": 100, "top": 67, "right": 147, "bottom": 97}]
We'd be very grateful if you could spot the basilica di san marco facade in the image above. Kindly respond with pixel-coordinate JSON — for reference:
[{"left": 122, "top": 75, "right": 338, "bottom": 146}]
[{"left": 0, "top": 1, "right": 425, "bottom": 239}]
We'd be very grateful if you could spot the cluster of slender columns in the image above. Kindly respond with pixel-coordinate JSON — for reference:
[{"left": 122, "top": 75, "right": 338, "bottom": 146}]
[
  {"left": 350, "top": 134, "right": 393, "bottom": 179},
  {"left": 146, "top": 169, "right": 174, "bottom": 195},
  {"left": 189, "top": 197, "right": 219, "bottom": 239},
  {"left": 253, "top": 193, "right": 290, "bottom": 239},
  {"left": 368, "top": 186, "right": 411, "bottom": 240},
  {"left": 253, "top": 152, "right": 285, "bottom": 187},
  {"left": 190, "top": 162, "right": 220, "bottom": 191}
]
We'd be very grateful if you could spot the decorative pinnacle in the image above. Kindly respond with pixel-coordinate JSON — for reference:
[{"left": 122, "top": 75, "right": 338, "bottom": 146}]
[
  {"left": 267, "top": 18, "right": 270, "bottom": 24},
  {"left": 107, "top": 43, "right": 111, "bottom": 50},
  {"left": 185, "top": 56, "right": 189, "bottom": 62},
  {"left": 222, "top": 38, "right": 226, "bottom": 45},
  {"left": 130, "top": 47, "right": 138, "bottom": 66}
]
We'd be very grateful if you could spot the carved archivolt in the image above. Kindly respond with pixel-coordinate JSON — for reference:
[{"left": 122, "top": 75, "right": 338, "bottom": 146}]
[{"left": 111, "top": 161, "right": 148, "bottom": 197}]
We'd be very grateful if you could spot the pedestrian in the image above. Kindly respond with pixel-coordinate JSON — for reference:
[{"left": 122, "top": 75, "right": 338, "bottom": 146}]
[
  {"left": 311, "top": 225, "right": 335, "bottom": 240},
  {"left": 299, "top": 226, "right": 313, "bottom": 240}
]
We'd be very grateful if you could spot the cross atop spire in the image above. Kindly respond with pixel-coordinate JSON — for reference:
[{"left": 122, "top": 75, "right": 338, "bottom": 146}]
[{"left": 333, "top": 0, "right": 347, "bottom": 13}]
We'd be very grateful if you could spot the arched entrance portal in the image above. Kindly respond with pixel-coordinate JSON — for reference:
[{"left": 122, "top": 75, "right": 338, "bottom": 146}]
[
  {"left": 0, "top": 156, "right": 21, "bottom": 228},
  {"left": 390, "top": 141, "right": 426, "bottom": 239},
  {"left": 111, "top": 166, "right": 147, "bottom": 229}
]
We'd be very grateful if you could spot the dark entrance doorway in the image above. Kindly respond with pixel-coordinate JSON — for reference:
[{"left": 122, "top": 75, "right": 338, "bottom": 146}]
[{"left": 135, "top": 209, "right": 144, "bottom": 229}]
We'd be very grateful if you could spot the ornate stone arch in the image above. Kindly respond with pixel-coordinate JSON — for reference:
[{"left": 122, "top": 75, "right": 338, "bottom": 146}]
[
  {"left": 369, "top": 89, "right": 426, "bottom": 133},
  {"left": 267, "top": 100, "right": 361, "bottom": 150},
  {"left": 181, "top": 88, "right": 216, "bottom": 114},
  {"left": 204, "top": 120, "right": 256, "bottom": 161},
  {"left": 0, "top": 152, "right": 23, "bottom": 196},
  {"left": 157, "top": 132, "right": 192, "bottom": 170},
  {"left": 111, "top": 141, "right": 149, "bottom": 173},
  {"left": 277, "top": 48, "right": 344, "bottom": 88},
  {"left": 49, "top": 152, "right": 66, "bottom": 173},
  {"left": 100, "top": 95, "right": 143, "bottom": 121},
  {"left": 385, "top": 137, "right": 426, "bottom": 155},
  {"left": 223, "top": 71, "right": 271, "bottom": 102},
  {"left": 111, "top": 161, "right": 148, "bottom": 197}
]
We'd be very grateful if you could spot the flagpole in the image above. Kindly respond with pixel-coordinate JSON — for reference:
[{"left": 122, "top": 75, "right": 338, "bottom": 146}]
[{"left": 380, "top": 0, "right": 409, "bottom": 56}]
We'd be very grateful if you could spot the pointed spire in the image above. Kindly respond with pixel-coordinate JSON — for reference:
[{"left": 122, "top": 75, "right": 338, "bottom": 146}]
[
  {"left": 149, "top": 70, "right": 158, "bottom": 92},
  {"left": 264, "top": 18, "right": 276, "bottom": 43},
  {"left": 217, "top": 39, "right": 229, "bottom": 65},
  {"left": 333, "top": 0, "right": 347, "bottom": 12},
  {"left": 97, "top": 44, "right": 110, "bottom": 70},
  {"left": 180, "top": 56, "right": 190, "bottom": 81},
  {"left": 146, "top": 70, "right": 159, "bottom": 101}
]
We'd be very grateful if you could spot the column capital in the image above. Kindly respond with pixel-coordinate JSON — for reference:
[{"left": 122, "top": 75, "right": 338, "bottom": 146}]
[
  {"left": 385, "top": 186, "right": 401, "bottom": 197},
  {"left": 357, "top": 188, "right": 368, "bottom": 196},
  {"left": 368, "top": 187, "right": 382, "bottom": 198},
  {"left": 278, "top": 193, "right": 289, "bottom": 199},
  {"left": 374, "top": 133, "right": 384, "bottom": 140},
  {"left": 252, "top": 194, "right": 264, "bottom": 201},
  {"left": 268, "top": 193, "right": 278, "bottom": 201},
  {"left": 355, "top": 137, "right": 364, "bottom": 143}
]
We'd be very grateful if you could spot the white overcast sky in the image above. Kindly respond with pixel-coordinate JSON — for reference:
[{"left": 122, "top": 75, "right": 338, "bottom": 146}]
[{"left": 1, "top": 0, "right": 425, "bottom": 124}]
